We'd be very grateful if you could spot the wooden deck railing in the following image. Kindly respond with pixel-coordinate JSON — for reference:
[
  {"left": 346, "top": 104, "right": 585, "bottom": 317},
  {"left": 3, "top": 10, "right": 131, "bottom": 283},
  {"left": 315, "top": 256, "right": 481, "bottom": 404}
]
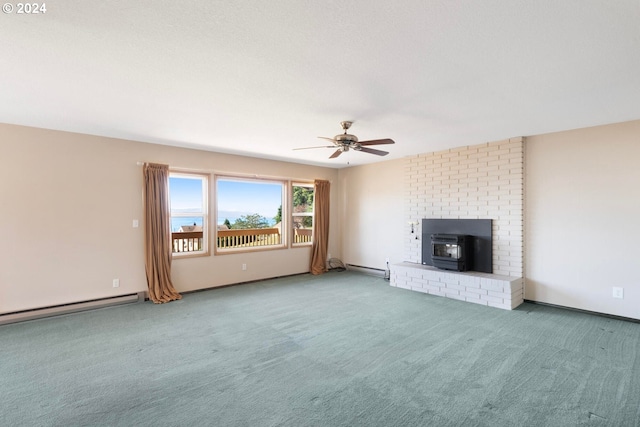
[
  {"left": 294, "top": 228, "right": 313, "bottom": 244},
  {"left": 172, "top": 227, "right": 312, "bottom": 253},
  {"left": 217, "top": 228, "right": 281, "bottom": 249},
  {"left": 172, "top": 231, "right": 204, "bottom": 253}
]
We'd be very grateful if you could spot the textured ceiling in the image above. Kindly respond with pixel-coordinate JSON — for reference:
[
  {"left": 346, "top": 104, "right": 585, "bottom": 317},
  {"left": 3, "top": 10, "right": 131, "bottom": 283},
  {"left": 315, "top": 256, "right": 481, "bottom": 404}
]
[{"left": 2, "top": 1, "right": 640, "bottom": 168}]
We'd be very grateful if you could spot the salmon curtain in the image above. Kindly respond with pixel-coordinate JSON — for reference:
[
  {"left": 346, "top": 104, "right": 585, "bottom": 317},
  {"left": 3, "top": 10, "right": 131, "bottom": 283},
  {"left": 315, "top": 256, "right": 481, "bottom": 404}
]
[
  {"left": 310, "top": 179, "right": 330, "bottom": 275},
  {"left": 143, "top": 163, "right": 182, "bottom": 303}
]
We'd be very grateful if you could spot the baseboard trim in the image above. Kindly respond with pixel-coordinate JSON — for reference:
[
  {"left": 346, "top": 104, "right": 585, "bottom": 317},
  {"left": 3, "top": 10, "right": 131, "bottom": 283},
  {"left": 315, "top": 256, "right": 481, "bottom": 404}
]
[
  {"left": 524, "top": 299, "right": 640, "bottom": 324},
  {"left": 181, "top": 272, "right": 311, "bottom": 296},
  {"left": 0, "top": 292, "right": 145, "bottom": 326},
  {"left": 346, "top": 264, "right": 386, "bottom": 278}
]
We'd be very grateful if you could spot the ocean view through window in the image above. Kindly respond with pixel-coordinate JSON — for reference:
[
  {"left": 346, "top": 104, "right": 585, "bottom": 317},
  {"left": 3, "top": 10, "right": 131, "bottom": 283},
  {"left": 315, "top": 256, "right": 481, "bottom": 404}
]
[{"left": 215, "top": 176, "right": 285, "bottom": 252}]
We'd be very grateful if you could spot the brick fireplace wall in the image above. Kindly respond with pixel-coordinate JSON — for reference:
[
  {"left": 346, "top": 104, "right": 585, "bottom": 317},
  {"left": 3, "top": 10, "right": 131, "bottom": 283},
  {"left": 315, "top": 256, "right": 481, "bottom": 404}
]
[{"left": 403, "top": 138, "right": 524, "bottom": 278}]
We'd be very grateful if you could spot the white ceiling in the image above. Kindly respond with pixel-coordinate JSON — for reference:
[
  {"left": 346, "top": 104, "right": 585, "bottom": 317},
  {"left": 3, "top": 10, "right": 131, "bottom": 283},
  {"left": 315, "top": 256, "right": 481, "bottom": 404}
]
[{"left": 2, "top": 1, "right": 640, "bottom": 168}]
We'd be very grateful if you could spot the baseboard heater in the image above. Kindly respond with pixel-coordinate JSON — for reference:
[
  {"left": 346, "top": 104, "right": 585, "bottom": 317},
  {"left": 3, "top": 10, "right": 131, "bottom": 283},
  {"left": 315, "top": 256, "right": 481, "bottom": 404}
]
[
  {"left": 346, "top": 264, "right": 386, "bottom": 278},
  {"left": 0, "top": 292, "right": 145, "bottom": 326}
]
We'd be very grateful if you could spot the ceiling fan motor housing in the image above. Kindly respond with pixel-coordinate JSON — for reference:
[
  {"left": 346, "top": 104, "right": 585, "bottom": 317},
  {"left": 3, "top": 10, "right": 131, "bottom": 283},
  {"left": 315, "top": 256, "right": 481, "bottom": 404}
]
[{"left": 334, "top": 133, "right": 358, "bottom": 144}]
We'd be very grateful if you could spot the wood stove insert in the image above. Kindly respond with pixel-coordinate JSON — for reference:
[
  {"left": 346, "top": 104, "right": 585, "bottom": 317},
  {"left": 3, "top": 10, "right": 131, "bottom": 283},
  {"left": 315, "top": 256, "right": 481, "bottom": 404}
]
[
  {"left": 421, "top": 219, "right": 492, "bottom": 273},
  {"left": 430, "top": 234, "right": 472, "bottom": 272}
]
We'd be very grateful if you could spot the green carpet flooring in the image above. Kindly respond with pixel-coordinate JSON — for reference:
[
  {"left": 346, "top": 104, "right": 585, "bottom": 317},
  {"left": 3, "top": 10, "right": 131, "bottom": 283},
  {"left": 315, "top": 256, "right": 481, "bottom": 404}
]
[{"left": 2, "top": 271, "right": 639, "bottom": 426}]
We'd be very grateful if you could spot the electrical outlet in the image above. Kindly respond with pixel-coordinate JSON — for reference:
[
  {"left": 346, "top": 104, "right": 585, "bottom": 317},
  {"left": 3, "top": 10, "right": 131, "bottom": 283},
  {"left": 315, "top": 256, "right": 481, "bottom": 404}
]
[
  {"left": 132, "top": 219, "right": 139, "bottom": 228},
  {"left": 327, "top": 253, "right": 332, "bottom": 260},
  {"left": 113, "top": 279, "right": 120, "bottom": 288},
  {"left": 242, "top": 263, "right": 247, "bottom": 271},
  {"left": 612, "top": 287, "right": 624, "bottom": 299}
]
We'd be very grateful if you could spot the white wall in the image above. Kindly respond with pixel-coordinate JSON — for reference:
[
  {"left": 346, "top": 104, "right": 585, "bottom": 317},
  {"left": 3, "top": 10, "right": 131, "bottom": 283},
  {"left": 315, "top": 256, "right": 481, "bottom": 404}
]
[
  {"left": 0, "top": 124, "right": 340, "bottom": 314},
  {"left": 338, "top": 159, "right": 404, "bottom": 270},
  {"left": 526, "top": 120, "right": 640, "bottom": 319}
]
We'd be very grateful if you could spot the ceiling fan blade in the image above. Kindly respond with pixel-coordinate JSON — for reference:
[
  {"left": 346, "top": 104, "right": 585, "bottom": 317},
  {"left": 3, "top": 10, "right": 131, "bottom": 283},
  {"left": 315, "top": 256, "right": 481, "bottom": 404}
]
[
  {"left": 293, "top": 145, "right": 335, "bottom": 151},
  {"left": 358, "top": 138, "right": 395, "bottom": 146},
  {"left": 329, "top": 149, "right": 343, "bottom": 159},
  {"left": 358, "top": 147, "right": 389, "bottom": 156},
  {"left": 318, "top": 136, "right": 337, "bottom": 143}
]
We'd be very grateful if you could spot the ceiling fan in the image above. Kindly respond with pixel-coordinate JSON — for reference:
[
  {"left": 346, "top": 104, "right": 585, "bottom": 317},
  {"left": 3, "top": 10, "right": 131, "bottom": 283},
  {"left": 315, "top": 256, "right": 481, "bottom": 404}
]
[{"left": 294, "top": 121, "right": 395, "bottom": 159}]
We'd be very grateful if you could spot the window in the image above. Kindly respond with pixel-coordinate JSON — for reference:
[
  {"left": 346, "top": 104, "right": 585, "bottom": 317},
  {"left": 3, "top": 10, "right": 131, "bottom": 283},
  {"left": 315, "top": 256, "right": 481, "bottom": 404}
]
[
  {"left": 169, "top": 172, "right": 209, "bottom": 256},
  {"left": 216, "top": 176, "right": 285, "bottom": 253},
  {"left": 292, "top": 183, "right": 314, "bottom": 245}
]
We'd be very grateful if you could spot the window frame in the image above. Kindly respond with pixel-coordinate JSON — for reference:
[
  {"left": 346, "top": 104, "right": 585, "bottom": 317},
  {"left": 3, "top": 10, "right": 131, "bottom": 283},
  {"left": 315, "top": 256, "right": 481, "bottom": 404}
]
[
  {"left": 169, "top": 170, "right": 210, "bottom": 259},
  {"left": 214, "top": 174, "right": 288, "bottom": 255},
  {"left": 291, "top": 181, "right": 314, "bottom": 247}
]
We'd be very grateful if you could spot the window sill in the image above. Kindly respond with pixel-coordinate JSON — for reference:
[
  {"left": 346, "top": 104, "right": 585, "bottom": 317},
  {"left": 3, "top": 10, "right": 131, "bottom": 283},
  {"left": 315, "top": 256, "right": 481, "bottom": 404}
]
[
  {"left": 172, "top": 250, "right": 210, "bottom": 259},
  {"left": 292, "top": 243, "right": 313, "bottom": 248},
  {"left": 214, "top": 245, "right": 287, "bottom": 255}
]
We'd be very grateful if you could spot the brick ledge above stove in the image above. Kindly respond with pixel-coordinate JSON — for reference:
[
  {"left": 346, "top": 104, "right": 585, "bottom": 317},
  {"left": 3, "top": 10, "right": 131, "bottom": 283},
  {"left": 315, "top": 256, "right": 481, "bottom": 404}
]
[{"left": 391, "top": 262, "right": 523, "bottom": 310}]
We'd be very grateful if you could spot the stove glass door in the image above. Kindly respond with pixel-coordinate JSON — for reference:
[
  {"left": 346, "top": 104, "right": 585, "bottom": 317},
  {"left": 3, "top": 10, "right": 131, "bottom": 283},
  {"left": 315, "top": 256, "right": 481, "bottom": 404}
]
[{"left": 433, "top": 243, "right": 461, "bottom": 259}]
